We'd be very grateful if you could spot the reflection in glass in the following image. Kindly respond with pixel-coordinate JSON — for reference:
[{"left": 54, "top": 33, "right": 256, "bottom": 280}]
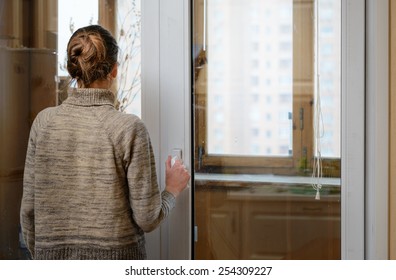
[
  {"left": 193, "top": 0, "right": 341, "bottom": 260},
  {"left": 206, "top": 0, "right": 293, "bottom": 157}
]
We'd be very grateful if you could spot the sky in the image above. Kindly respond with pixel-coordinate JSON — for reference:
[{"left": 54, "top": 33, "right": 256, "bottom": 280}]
[{"left": 57, "top": 0, "right": 99, "bottom": 76}]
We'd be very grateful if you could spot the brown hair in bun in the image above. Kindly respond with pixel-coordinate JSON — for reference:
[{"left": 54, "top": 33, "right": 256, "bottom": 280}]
[{"left": 66, "top": 25, "right": 118, "bottom": 87}]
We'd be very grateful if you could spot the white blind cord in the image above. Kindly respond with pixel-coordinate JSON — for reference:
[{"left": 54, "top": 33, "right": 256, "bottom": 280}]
[
  {"left": 312, "top": 0, "right": 324, "bottom": 200},
  {"left": 312, "top": 95, "right": 324, "bottom": 200}
]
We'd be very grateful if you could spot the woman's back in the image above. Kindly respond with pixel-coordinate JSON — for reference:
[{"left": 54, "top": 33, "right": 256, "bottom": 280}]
[{"left": 23, "top": 87, "right": 175, "bottom": 259}]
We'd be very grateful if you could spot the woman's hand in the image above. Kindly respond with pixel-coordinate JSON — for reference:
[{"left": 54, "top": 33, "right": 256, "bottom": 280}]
[{"left": 165, "top": 155, "right": 190, "bottom": 197}]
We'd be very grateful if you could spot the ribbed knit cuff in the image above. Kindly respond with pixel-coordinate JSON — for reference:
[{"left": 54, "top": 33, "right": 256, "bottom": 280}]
[{"left": 162, "top": 190, "right": 176, "bottom": 211}]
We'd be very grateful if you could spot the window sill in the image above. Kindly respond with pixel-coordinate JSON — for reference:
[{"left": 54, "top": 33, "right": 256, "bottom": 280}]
[
  {"left": 195, "top": 173, "right": 341, "bottom": 186},
  {"left": 195, "top": 173, "right": 341, "bottom": 201}
]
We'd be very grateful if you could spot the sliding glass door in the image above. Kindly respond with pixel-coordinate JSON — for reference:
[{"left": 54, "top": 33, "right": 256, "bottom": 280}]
[{"left": 192, "top": 0, "right": 349, "bottom": 260}]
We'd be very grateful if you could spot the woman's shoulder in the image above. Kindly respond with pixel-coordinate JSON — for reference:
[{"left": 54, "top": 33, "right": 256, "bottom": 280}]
[
  {"left": 110, "top": 110, "right": 145, "bottom": 128},
  {"left": 32, "top": 106, "right": 59, "bottom": 129},
  {"left": 36, "top": 106, "right": 58, "bottom": 117},
  {"left": 104, "top": 110, "right": 149, "bottom": 136}
]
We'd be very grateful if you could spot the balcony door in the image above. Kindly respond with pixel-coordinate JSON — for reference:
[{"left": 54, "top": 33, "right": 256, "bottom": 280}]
[{"left": 141, "top": 0, "right": 365, "bottom": 259}]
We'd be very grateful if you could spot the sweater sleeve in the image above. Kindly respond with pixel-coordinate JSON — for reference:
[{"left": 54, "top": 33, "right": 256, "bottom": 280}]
[
  {"left": 20, "top": 119, "right": 38, "bottom": 258},
  {"left": 126, "top": 120, "right": 176, "bottom": 233}
]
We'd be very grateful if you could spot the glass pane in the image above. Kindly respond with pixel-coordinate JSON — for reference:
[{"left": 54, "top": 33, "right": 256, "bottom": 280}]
[
  {"left": 206, "top": 0, "right": 293, "bottom": 157},
  {"left": 57, "top": 0, "right": 142, "bottom": 116},
  {"left": 193, "top": 0, "right": 341, "bottom": 260},
  {"left": 316, "top": 1, "right": 341, "bottom": 158},
  {"left": 115, "top": 1, "right": 142, "bottom": 116},
  {"left": 58, "top": 0, "right": 99, "bottom": 77},
  {"left": 1, "top": 1, "right": 58, "bottom": 259}
]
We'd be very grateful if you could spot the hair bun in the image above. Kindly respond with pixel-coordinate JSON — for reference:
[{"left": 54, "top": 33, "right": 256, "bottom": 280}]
[
  {"left": 71, "top": 45, "right": 83, "bottom": 57},
  {"left": 66, "top": 25, "right": 118, "bottom": 87}
]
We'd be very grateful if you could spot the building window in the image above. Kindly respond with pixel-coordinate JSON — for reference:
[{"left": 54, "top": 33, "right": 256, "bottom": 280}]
[{"left": 58, "top": 0, "right": 99, "bottom": 77}]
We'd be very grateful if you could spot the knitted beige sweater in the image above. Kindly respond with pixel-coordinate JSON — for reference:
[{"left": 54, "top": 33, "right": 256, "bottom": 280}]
[{"left": 20, "top": 88, "right": 175, "bottom": 260}]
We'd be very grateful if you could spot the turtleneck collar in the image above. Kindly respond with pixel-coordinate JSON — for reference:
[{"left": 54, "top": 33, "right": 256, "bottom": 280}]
[{"left": 63, "top": 88, "right": 116, "bottom": 107}]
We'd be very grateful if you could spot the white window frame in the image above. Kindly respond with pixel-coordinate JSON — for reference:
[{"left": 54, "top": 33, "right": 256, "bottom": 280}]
[
  {"left": 341, "top": 0, "right": 365, "bottom": 259},
  {"left": 141, "top": 0, "right": 192, "bottom": 259},
  {"left": 365, "top": 0, "right": 389, "bottom": 260}
]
